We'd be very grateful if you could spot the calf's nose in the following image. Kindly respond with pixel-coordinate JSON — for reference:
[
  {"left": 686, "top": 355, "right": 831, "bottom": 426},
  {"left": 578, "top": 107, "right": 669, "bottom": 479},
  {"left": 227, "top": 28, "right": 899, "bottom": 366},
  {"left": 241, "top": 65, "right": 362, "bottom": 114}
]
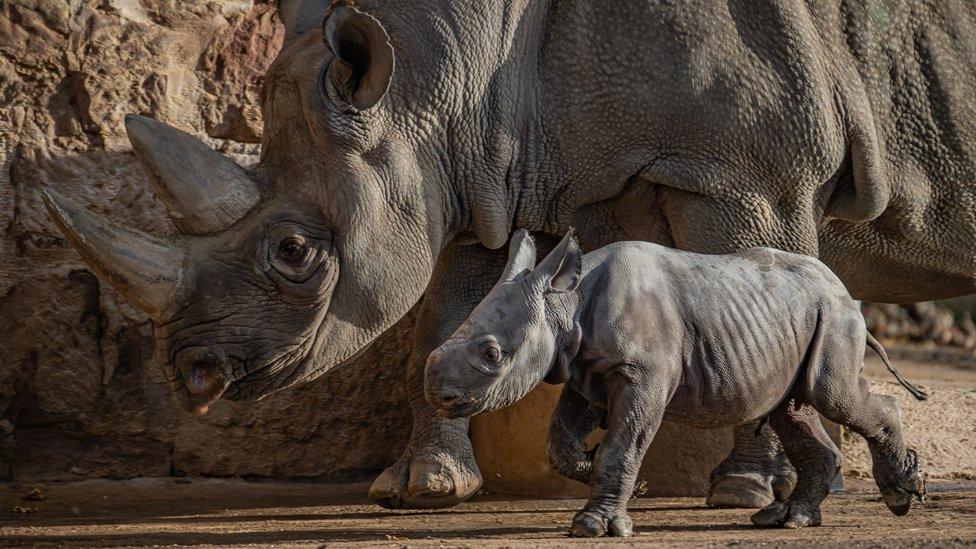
[
  {"left": 425, "top": 348, "right": 444, "bottom": 370},
  {"left": 433, "top": 388, "right": 463, "bottom": 412}
]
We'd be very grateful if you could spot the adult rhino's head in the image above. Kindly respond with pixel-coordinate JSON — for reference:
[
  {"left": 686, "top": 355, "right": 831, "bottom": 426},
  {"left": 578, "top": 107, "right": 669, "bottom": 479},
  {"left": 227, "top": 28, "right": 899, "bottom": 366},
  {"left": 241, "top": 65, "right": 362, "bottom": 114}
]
[{"left": 43, "top": 2, "right": 466, "bottom": 413}]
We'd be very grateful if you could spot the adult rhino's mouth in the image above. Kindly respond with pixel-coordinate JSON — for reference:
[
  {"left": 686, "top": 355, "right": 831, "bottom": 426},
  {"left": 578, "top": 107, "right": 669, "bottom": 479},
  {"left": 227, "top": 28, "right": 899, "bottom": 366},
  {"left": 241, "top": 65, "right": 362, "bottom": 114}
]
[
  {"left": 178, "top": 377, "right": 229, "bottom": 416},
  {"left": 167, "top": 366, "right": 228, "bottom": 416},
  {"left": 430, "top": 390, "right": 489, "bottom": 419},
  {"left": 207, "top": 345, "right": 316, "bottom": 405},
  {"left": 170, "top": 363, "right": 272, "bottom": 414},
  {"left": 163, "top": 327, "right": 324, "bottom": 413}
]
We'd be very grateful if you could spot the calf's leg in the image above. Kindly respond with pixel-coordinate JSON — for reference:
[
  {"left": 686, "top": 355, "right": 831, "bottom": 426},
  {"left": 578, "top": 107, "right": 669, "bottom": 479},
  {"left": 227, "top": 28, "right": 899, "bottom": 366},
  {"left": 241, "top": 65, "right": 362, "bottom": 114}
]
[
  {"left": 751, "top": 399, "right": 840, "bottom": 528},
  {"left": 570, "top": 370, "right": 668, "bottom": 538},
  {"left": 810, "top": 371, "right": 925, "bottom": 516},
  {"left": 804, "top": 312, "right": 924, "bottom": 516},
  {"left": 547, "top": 385, "right": 605, "bottom": 484}
]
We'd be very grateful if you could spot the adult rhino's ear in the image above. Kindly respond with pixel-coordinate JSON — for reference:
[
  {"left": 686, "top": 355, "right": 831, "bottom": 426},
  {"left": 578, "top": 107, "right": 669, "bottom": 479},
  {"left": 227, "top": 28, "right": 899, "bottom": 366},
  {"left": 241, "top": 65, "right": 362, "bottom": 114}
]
[
  {"left": 322, "top": 5, "right": 395, "bottom": 111},
  {"left": 532, "top": 229, "right": 582, "bottom": 293},
  {"left": 279, "top": 0, "right": 330, "bottom": 42},
  {"left": 500, "top": 230, "right": 537, "bottom": 281}
]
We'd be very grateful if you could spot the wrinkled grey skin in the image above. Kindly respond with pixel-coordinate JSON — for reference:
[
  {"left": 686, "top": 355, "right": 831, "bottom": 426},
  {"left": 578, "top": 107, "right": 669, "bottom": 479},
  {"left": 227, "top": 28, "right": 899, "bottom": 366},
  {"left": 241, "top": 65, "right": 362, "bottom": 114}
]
[
  {"left": 43, "top": 0, "right": 976, "bottom": 510},
  {"left": 426, "top": 229, "right": 927, "bottom": 536}
]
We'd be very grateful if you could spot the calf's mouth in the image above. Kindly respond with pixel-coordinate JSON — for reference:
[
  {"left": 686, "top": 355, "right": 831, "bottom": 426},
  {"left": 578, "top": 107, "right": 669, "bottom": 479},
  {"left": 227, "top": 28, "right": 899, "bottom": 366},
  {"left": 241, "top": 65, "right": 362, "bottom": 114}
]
[{"left": 432, "top": 392, "right": 486, "bottom": 419}]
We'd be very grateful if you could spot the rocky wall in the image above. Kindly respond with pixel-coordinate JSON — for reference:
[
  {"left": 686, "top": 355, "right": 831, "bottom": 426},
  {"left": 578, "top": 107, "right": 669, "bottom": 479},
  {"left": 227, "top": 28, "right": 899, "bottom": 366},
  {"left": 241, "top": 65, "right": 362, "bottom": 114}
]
[{"left": 0, "top": 0, "right": 414, "bottom": 483}]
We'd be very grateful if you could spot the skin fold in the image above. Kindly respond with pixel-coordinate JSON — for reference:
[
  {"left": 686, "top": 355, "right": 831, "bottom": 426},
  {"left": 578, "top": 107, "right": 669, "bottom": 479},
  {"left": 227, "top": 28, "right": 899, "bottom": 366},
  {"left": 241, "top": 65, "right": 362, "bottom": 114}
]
[
  {"left": 44, "top": 0, "right": 976, "bottom": 509},
  {"left": 426, "top": 230, "right": 927, "bottom": 536}
]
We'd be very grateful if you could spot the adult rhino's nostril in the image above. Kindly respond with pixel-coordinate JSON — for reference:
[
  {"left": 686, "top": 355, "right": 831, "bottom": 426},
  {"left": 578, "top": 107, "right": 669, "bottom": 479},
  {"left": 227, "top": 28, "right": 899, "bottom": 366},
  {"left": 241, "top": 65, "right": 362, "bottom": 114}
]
[
  {"left": 188, "top": 362, "right": 223, "bottom": 395},
  {"left": 174, "top": 348, "right": 232, "bottom": 416}
]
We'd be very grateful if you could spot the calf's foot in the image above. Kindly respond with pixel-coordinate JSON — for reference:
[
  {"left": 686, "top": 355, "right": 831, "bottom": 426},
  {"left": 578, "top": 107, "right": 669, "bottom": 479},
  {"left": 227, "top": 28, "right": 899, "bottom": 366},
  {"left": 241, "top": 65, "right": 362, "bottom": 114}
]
[
  {"left": 369, "top": 449, "right": 483, "bottom": 509},
  {"left": 879, "top": 449, "right": 926, "bottom": 516},
  {"left": 570, "top": 508, "right": 633, "bottom": 537},
  {"left": 751, "top": 501, "right": 822, "bottom": 529},
  {"left": 707, "top": 423, "right": 796, "bottom": 508}
]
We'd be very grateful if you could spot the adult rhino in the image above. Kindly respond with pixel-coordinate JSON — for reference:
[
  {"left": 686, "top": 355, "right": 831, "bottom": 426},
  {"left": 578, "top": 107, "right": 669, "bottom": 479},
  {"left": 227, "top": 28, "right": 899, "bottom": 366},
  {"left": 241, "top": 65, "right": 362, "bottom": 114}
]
[{"left": 43, "top": 0, "right": 976, "bottom": 510}]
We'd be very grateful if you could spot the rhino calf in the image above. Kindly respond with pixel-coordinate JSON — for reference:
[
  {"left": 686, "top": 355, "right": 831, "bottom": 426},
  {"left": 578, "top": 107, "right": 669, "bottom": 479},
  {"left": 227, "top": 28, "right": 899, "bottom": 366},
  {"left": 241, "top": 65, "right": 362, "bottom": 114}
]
[{"left": 424, "top": 229, "right": 926, "bottom": 537}]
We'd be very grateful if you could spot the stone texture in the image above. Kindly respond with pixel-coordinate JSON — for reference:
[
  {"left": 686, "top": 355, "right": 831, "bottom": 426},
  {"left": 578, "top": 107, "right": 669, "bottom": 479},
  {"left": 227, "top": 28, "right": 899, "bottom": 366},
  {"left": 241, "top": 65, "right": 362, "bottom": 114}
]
[
  {"left": 0, "top": 0, "right": 414, "bottom": 483},
  {"left": 863, "top": 300, "right": 976, "bottom": 351}
]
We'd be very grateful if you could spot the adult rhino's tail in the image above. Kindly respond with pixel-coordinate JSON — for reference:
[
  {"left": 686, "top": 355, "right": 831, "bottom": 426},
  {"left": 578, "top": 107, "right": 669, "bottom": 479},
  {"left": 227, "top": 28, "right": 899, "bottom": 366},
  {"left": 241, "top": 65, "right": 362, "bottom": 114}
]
[{"left": 866, "top": 333, "right": 928, "bottom": 401}]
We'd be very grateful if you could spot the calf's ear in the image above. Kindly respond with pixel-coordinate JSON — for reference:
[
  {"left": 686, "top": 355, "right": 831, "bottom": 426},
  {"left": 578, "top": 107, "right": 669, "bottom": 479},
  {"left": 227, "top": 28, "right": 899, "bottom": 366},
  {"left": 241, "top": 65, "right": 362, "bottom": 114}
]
[
  {"left": 500, "top": 229, "right": 537, "bottom": 281},
  {"left": 533, "top": 229, "right": 582, "bottom": 293},
  {"left": 323, "top": 5, "right": 395, "bottom": 111}
]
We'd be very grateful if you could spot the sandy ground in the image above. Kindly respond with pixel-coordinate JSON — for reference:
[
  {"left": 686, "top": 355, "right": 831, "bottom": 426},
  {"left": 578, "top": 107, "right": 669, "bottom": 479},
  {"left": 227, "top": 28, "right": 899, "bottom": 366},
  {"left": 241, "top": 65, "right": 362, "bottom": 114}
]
[{"left": 1, "top": 344, "right": 974, "bottom": 548}]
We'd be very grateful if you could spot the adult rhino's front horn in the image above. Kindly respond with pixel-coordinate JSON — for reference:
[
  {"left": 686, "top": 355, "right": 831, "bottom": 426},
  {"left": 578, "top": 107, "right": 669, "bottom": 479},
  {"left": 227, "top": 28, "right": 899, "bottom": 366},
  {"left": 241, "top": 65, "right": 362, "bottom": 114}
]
[
  {"left": 124, "top": 115, "right": 260, "bottom": 235},
  {"left": 41, "top": 188, "right": 186, "bottom": 318}
]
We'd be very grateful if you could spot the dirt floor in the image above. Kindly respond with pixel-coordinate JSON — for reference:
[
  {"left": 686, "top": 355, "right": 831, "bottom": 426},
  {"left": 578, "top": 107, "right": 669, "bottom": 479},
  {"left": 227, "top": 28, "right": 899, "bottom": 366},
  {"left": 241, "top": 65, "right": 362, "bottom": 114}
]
[
  {"left": 1, "top": 478, "right": 974, "bottom": 548},
  {"left": 1, "top": 344, "right": 974, "bottom": 548}
]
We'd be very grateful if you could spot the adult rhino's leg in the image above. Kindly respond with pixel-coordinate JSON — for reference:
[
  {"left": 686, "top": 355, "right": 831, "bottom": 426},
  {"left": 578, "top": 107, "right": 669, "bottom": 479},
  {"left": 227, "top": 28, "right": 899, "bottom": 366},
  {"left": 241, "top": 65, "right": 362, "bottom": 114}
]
[
  {"left": 369, "top": 239, "right": 508, "bottom": 509},
  {"left": 708, "top": 424, "right": 797, "bottom": 508},
  {"left": 660, "top": 187, "right": 818, "bottom": 508}
]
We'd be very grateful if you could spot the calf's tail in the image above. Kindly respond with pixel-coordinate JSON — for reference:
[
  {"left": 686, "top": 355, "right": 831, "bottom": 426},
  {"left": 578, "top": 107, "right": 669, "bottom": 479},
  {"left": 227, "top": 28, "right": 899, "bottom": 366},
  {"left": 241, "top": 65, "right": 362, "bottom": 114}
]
[{"left": 865, "top": 332, "right": 928, "bottom": 401}]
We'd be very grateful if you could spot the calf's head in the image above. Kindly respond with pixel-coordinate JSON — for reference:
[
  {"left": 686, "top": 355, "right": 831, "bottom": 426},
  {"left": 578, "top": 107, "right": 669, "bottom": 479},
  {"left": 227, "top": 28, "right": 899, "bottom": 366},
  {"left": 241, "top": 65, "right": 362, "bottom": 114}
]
[
  {"left": 425, "top": 230, "right": 583, "bottom": 418},
  {"left": 42, "top": 4, "right": 451, "bottom": 414}
]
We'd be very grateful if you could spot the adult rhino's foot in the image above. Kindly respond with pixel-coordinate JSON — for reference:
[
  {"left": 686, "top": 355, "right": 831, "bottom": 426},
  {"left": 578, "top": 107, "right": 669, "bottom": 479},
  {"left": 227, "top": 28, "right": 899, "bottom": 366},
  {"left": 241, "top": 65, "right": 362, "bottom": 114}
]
[
  {"left": 706, "top": 424, "right": 796, "bottom": 509},
  {"left": 707, "top": 471, "right": 795, "bottom": 508},
  {"left": 570, "top": 509, "right": 633, "bottom": 538},
  {"left": 707, "top": 424, "right": 797, "bottom": 508},
  {"left": 750, "top": 501, "right": 822, "bottom": 529},
  {"left": 369, "top": 451, "right": 483, "bottom": 509}
]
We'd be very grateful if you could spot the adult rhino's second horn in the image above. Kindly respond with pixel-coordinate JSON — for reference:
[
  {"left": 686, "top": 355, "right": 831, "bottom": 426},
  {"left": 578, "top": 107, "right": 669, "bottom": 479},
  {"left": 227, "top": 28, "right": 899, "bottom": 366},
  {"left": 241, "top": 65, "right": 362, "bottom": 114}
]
[
  {"left": 41, "top": 188, "right": 186, "bottom": 319},
  {"left": 125, "top": 114, "right": 260, "bottom": 235}
]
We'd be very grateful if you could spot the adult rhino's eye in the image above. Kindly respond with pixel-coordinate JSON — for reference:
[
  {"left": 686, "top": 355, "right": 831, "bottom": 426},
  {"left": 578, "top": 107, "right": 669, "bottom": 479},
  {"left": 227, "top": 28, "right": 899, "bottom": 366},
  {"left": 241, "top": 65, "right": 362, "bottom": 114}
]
[
  {"left": 277, "top": 236, "right": 310, "bottom": 265},
  {"left": 482, "top": 344, "right": 502, "bottom": 365}
]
